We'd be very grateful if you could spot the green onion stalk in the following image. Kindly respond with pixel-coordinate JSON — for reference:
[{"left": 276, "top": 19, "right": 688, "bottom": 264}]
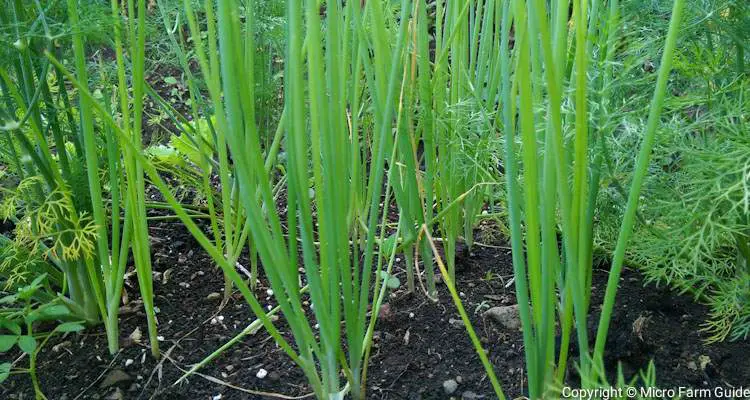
[{"left": 106, "top": 0, "right": 160, "bottom": 357}]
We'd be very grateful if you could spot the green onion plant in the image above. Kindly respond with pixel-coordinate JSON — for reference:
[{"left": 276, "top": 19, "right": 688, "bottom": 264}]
[
  {"left": 391, "top": 0, "right": 503, "bottom": 297},
  {"left": 0, "top": 0, "right": 159, "bottom": 357},
  {"left": 490, "top": 0, "right": 686, "bottom": 396},
  {"left": 150, "top": 0, "right": 687, "bottom": 397},
  {"left": 146, "top": 0, "right": 290, "bottom": 299},
  {"left": 4, "top": 0, "right": 697, "bottom": 398},
  {"left": 52, "top": 0, "right": 416, "bottom": 398},
  {"left": 404, "top": 0, "right": 687, "bottom": 397}
]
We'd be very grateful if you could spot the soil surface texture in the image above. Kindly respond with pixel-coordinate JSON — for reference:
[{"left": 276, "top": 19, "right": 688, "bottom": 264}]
[{"left": 3, "top": 220, "right": 749, "bottom": 400}]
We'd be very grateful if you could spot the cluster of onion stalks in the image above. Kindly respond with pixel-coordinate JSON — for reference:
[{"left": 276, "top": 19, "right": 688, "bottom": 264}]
[
  {"left": 11, "top": 0, "right": 688, "bottom": 398},
  {"left": 1, "top": 0, "right": 160, "bottom": 357}
]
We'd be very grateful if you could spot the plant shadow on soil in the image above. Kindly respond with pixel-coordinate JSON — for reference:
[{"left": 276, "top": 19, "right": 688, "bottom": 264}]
[{"left": 3, "top": 217, "right": 749, "bottom": 400}]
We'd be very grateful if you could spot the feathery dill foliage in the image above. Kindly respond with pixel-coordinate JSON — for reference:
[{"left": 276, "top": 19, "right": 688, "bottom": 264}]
[
  {"left": 595, "top": 0, "right": 749, "bottom": 343},
  {"left": 0, "top": 0, "right": 159, "bottom": 357}
]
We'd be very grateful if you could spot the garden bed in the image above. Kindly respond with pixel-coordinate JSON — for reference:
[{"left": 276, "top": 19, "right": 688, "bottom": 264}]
[{"left": 3, "top": 220, "right": 749, "bottom": 400}]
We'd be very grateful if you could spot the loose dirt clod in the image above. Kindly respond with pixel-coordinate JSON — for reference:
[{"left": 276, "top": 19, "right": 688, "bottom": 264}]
[
  {"left": 483, "top": 305, "right": 521, "bottom": 330},
  {"left": 99, "top": 370, "right": 132, "bottom": 388},
  {"left": 462, "top": 391, "right": 485, "bottom": 400},
  {"left": 443, "top": 379, "right": 458, "bottom": 394}
]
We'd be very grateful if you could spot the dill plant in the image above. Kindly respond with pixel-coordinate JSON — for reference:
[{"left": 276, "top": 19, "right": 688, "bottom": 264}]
[
  {"left": 599, "top": 80, "right": 749, "bottom": 342},
  {"left": 594, "top": 0, "right": 749, "bottom": 343}
]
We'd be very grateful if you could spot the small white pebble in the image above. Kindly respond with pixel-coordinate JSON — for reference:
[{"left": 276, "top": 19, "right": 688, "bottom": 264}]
[
  {"left": 212, "top": 395, "right": 222, "bottom": 400},
  {"left": 157, "top": 336, "right": 165, "bottom": 342},
  {"left": 314, "top": 323, "right": 319, "bottom": 329},
  {"left": 211, "top": 318, "right": 218, "bottom": 325},
  {"left": 409, "top": 312, "right": 415, "bottom": 318},
  {"left": 395, "top": 257, "right": 401, "bottom": 262},
  {"left": 125, "top": 359, "right": 134, "bottom": 367},
  {"left": 266, "top": 289, "right": 274, "bottom": 296},
  {"left": 217, "top": 315, "right": 225, "bottom": 322},
  {"left": 256, "top": 368, "right": 268, "bottom": 379}
]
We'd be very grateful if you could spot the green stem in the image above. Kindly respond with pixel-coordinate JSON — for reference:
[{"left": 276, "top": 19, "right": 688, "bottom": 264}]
[{"left": 593, "top": 0, "right": 686, "bottom": 366}]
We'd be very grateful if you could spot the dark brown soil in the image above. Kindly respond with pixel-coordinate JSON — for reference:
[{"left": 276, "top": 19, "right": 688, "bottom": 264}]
[{"left": 3, "top": 219, "right": 749, "bottom": 400}]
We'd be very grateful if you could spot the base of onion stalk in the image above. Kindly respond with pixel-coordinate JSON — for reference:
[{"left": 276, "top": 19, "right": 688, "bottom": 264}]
[
  {"left": 330, "top": 381, "right": 351, "bottom": 400},
  {"left": 404, "top": 244, "right": 416, "bottom": 293},
  {"left": 104, "top": 305, "right": 121, "bottom": 355},
  {"left": 65, "top": 266, "right": 105, "bottom": 334},
  {"left": 143, "top": 305, "right": 160, "bottom": 359}
]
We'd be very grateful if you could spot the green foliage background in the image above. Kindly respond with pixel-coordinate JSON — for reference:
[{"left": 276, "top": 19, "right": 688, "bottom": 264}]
[{"left": 595, "top": 0, "right": 749, "bottom": 342}]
